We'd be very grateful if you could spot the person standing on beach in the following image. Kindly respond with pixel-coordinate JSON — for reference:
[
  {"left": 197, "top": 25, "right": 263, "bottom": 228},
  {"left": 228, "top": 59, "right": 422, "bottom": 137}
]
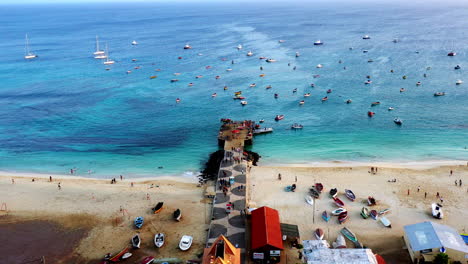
[
  {"left": 120, "top": 175, "right": 123, "bottom": 181},
  {"left": 424, "top": 192, "right": 427, "bottom": 199},
  {"left": 455, "top": 180, "right": 458, "bottom": 186},
  {"left": 407, "top": 189, "right": 410, "bottom": 196},
  {"left": 278, "top": 173, "right": 282, "bottom": 180},
  {"left": 295, "top": 176, "right": 297, "bottom": 182},
  {"left": 49, "top": 176, "right": 52, "bottom": 182},
  {"left": 58, "top": 182, "right": 61, "bottom": 190},
  {"left": 11, "top": 178, "right": 15, "bottom": 184},
  {"left": 460, "top": 179, "right": 463, "bottom": 186},
  {"left": 450, "top": 170, "right": 453, "bottom": 176},
  {"left": 417, "top": 186, "right": 420, "bottom": 192}
]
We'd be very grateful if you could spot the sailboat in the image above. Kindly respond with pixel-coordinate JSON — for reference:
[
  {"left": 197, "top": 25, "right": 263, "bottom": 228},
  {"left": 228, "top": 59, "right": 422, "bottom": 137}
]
[
  {"left": 24, "top": 34, "right": 38, "bottom": 60},
  {"left": 103, "top": 44, "right": 115, "bottom": 65},
  {"left": 93, "top": 36, "right": 105, "bottom": 55}
]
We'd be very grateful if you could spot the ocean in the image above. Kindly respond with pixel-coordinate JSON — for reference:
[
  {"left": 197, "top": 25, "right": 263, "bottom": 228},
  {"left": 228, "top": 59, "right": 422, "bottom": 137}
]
[{"left": 0, "top": 1, "right": 467, "bottom": 178}]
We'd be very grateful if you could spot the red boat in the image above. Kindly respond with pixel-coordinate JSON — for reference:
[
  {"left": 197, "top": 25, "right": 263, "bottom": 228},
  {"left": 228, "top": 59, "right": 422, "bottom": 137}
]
[
  {"left": 338, "top": 212, "right": 348, "bottom": 224},
  {"left": 108, "top": 247, "right": 131, "bottom": 262},
  {"left": 141, "top": 256, "right": 155, "bottom": 264},
  {"left": 315, "top": 183, "right": 324, "bottom": 193},
  {"left": 370, "top": 210, "right": 378, "bottom": 220},
  {"left": 321, "top": 96, "right": 328, "bottom": 102},
  {"left": 333, "top": 197, "right": 345, "bottom": 207},
  {"left": 368, "top": 196, "right": 376, "bottom": 206},
  {"left": 275, "top": 115, "right": 284, "bottom": 121},
  {"left": 367, "top": 111, "right": 375, "bottom": 117}
]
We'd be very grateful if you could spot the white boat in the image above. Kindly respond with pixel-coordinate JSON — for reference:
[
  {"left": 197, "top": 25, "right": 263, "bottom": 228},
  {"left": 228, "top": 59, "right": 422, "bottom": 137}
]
[
  {"left": 305, "top": 195, "right": 314, "bottom": 205},
  {"left": 316, "top": 64, "right": 323, "bottom": 68},
  {"left": 304, "top": 93, "right": 311, "bottom": 97},
  {"left": 253, "top": 127, "right": 273, "bottom": 134},
  {"left": 394, "top": 118, "right": 403, "bottom": 125},
  {"left": 131, "top": 40, "right": 138, "bottom": 45},
  {"left": 315, "top": 228, "right": 324, "bottom": 240},
  {"left": 93, "top": 35, "right": 105, "bottom": 55},
  {"left": 278, "top": 40, "right": 285, "bottom": 43},
  {"left": 154, "top": 233, "right": 165, "bottom": 248},
  {"left": 237, "top": 44, "right": 243, "bottom": 50},
  {"left": 24, "top": 34, "right": 38, "bottom": 59},
  {"left": 291, "top": 124, "right": 303, "bottom": 129},
  {"left": 295, "top": 52, "right": 300, "bottom": 57},
  {"left": 456, "top": 80, "right": 463, "bottom": 85},
  {"left": 332, "top": 234, "right": 347, "bottom": 249},
  {"left": 380, "top": 216, "right": 392, "bottom": 228},
  {"left": 240, "top": 101, "right": 248, "bottom": 105},
  {"left": 363, "top": 35, "right": 371, "bottom": 39},
  {"left": 132, "top": 234, "right": 141, "bottom": 249},
  {"left": 103, "top": 44, "right": 115, "bottom": 65},
  {"left": 183, "top": 44, "right": 192, "bottom": 49},
  {"left": 266, "top": 58, "right": 276, "bottom": 63},
  {"left": 432, "top": 203, "right": 443, "bottom": 219},
  {"left": 246, "top": 51, "right": 253, "bottom": 56},
  {"left": 388, "top": 107, "right": 394, "bottom": 111},
  {"left": 332, "top": 208, "right": 347, "bottom": 216},
  {"left": 314, "top": 40, "right": 323, "bottom": 45},
  {"left": 179, "top": 235, "right": 193, "bottom": 251}
]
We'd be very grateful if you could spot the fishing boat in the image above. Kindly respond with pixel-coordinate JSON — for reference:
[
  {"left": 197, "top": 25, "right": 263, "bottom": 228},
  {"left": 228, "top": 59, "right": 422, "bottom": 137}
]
[
  {"left": 338, "top": 212, "right": 348, "bottom": 224},
  {"left": 246, "top": 51, "right": 253, "bottom": 56},
  {"left": 447, "top": 52, "right": 456, "bottom": 56},
  {"left": 154, "top": 233, "right": 165, "bottom": 248},
  {"left": 233, "top": 96, "right": 245, "bottom": 100},
  {"left": 295, "top": 52, "right": 300, "bottom": 57},
  {"left": 341, "top": 227, "right": 358, "bottom": 244},
  {"left": 309, "top": 187, "right": 320, "bottom": 199},
  {"left": 332, "top": 234, "right": 347, "bottom": 249},
  {"left": 380, "top": 216, "right": 392, "bottom": 228},
  {"left": 237, "top": 44, "right": 243, "bottom": 50},
  {"left": 316, "top": 64, "right": 323, "bottom": 68},
  {"left": 379, "top": 208, "right": 391, "bottom": 216},
  {"left": 141, "top": 256, "right": 155, "bottom": 264},
  {"left": 314, "top": 40, "right": 323, "bottom": 45},
  {"left": 173, "top": 209, "right": 182, "bottom": 221},
  {"left": 266, "top": 58, "right": 276, "bottom": 63},
  {"left": 152, "top": 202, "right": 164, "bottom": 214},
  {"left": 134, "top": 217, "right": 144, "bottom": 229},
  {"left": 346, "top": 99, "right": 352, "bottom": 104},
  {"left": 394, "top": 118, "right": 403, "bottom": 125},
  {"left": 332, "top": 208, "right": 347, "bottom": 216},
  {"left": 322, "top": 211, "right": 330, "bottom": 222},
  {"left": 176, "top": 98, "right": 181, "bottom": 103},
  {"left": 291, "top": 123, "right": 303, "bottom": 129},
  {"left": 107, "top": 247, "right": 132, "bottom": 262},
  {"left": 275, "top": 115, "right": 284, "bottom": 121},
  {"left": 132, "top": 40, "right": 138, "bottom": 45},
  {"left": 371, "top": 102, "right": 380, "bottom": 106},
  {"left": 103, "top": 44, "right": 115, "bottom": 65},
  {"left": 24, "top": 34, "right": 38, "bottom": 60},
  {"left": 304, "top": 93, "right": 311, "bottom": 97},
  {"left": 249, "top": 83, "right": 256, "bottom": 87},
  {"left": 315, "top": 228, "right": 324, "bottom": 240},
  {"left": 184, "top": 44, "right": 192, "bottom": 49},
  {"left": 321, "top": 96, "right": 328, "bottom": 102},
  {"left": 368, "top": 196, "right": 376, "bottom": 206},
  {"left": 240, "top": 101, "right": 248, "bottom": 106},
  {"left": 388, "top": 107, "right": 394, "bottom": 111},
  {"left": 212, "top": 93, "right": 217, "bottom": 97},
  {"left": 364, "top": 80, "right": 372, "bottom": 84},
  {"left": 149, "top": 75, "right": 157, "bottom": 79},
  {"left": 171, "top": 79, "right": 179, "bottom": 83},
  {"left": 329, "top": 188, "right": 338, "bottom": 198},
  {"left": 274, "top": 93, "right": 279, "bottom": 99},
  {"left": 179, "top": 235, "right": 193, "bottom": 251},
  {"left": 326, "top": 89, "right": 332, "bottom": 94},
  {"left": 362, "top": 35, "right": 371, "bottom": 39},
  {"left": 333, "top": 197, "right": 345, "bottom": 207},
  {"left": 416, "top": 81, "right": 422, "bottom": 86},
  {"left": 434, "top": 92, "right": 445, "bottom": 96},
  {"left": 361, "top": 207, "right": 369, "bottom": 219},
  {"left": 259, "top": 119, "right": 265, "bottom": 123},
  {"left": 456, "top": 80, "right": 463, "bottom": 85},
  {"left": 370, "top": 210, "right": 378, "bottom": 220},
  {"left": 454, "top": 65, "right": 461, "bottom": 70},
  {"left": 132, "top": 234, "right": 141, "bottom": 248},
  {"left": 305, "top": 195, "right": 314, "bottom": 206},
  {"left": 432, "top": 203, "right": 443, "bottom": 219},
  {"left": 315, "top": 183, "right": 324, "bottom": 193},
  {"left": 368, "top": 59, "right": 374, "bottom": 63},
  {"left": 400, "top": 88, "right": 405, "bottom": 92},
  {"left": 253, "top": 127, "right": 273, "bottom": 134},
  {"left": 278, "top": 39, "right": 285, "bottom": 43},
  {"left": 344, "top": 189, "right": 356, "bottom": 201},
  {"left": 299, "top": 100, "right": 305, "bottom": 105},
  {"left": 367, "top": 111, "right": 375, "bottom": 117}
]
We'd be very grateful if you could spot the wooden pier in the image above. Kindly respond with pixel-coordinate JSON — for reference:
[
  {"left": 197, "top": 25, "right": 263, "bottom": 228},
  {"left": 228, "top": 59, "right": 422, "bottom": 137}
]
[{"left": 217, "top": 120, "right": 255, "bottom": 150}]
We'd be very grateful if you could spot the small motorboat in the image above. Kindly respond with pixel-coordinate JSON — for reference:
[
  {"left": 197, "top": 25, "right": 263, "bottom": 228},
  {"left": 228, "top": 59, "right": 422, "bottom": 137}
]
[
  {"left": 149, "top": 75, "right": 157, "bottom": 79},
  {"left": 454, "top": 65, "right": 461, "bottom": 70},
  {"left": 332, "top": 208, "right": 347, "bottom": 216},
  {"left": 275, "top": 115, "right": 284, "bottom": 121},
  {"left": 363, "top": 50, "right": 369, "bottom": 53},
  {"left": 259, "top": 74, "right": 265, "bottom": 77},
  {"left": 315, "top": 228, "right": 324, "bottom": 240},
  {"left": 237, "top": 44, "right": 243, "bottom": 50},
  {"left": 295, "top": 52, "right": 300, "bottom": 57},
  {"left": 131, "top": 40, "right": 138, "bottom": 45},
  {"left": 370, "top": 210, "right": 378, "bottom": 220},
  {"left": 394, "top": 118, "right": 403, "bottom": 125},
  {"left": 226, "top": 68, "right": 232, "bottom": 72},
  {"left": 332, "top": 234, "right": 347, "bottom": 249},
  {"left": 179, "top": 235, "right": 193, "bottom": 251},
  {"left": 259, "top": 56, "right": 266, "bottom": 60},
  {"left": 388, "top": 107, "right": 394, "bottom": 111},
  {"left": 344, "top": 189, "right": 356, "bottom": 201},
  {"left": 380, "top": 216, "right": 392, "bottom": 228},
  {"left": 367, "top": 196, "right": 376, "bottom": 206},
  {"left": 379, "top": 208, "right": 391, "bottom": 215},
  {"left": 315, "top": 183, "right": 324, "bottom": 193},
  {"left": 367, "top": 111, "right": 375, "bottom": 117},
  {"left": 447, "top": 52, "right": 456, "bottom": 56},
  {"left": 371, "top": 102, "right": 380, "bottom": 107},
  {"left": 132, "top": 234, "right": 141, "bottom": 249},
  {"left": 259, "top": 119, "right": 265, "bottom": 123},
  {"left": 299, "top": 100, "right": 305, "bottom": 105},
  {"left": 338, "top": 211, "right": 348, "bottom": 224},
  {"left": 183, "top": 44, "right": 192, "bottom": 49},
  {"left": 361, "top": 207, "right": 369, "bottom": 219},
  {"left": 249, "top": 83, "right": 256, "bottom": 87},
  {"left": 293, "top": 88, "right": 298, "bottom": 93},
  {"left": 362, "top": 35, "right": 371, "bottom": 39},
  {"left": 154, "top": 233, "right": 165, "bottom": 248},
  {"left": 304, "top": 93, "right": 311, "bottom": 97},
  {"left": 134, "top": 216, "right": 144, "bottom": 229},
  {"left": 240, "top": 101, "right": 248, "bottom": 106},
  {"left": 170, "top": 79, "right": 179, "bottom": 83},
  {"left": 321, "top": 96, "right": 328, "bottom": 102},
  {"left": 152, "top": 202, "right": 164, "bottom": 214},
  {"left": 316, "top": 64, "right": 323, "bottom": 68},
  {"left": 212, "top": 93, "right": 217, "bottom": 97},
  {"left": 173, "top": 209, "right": 182, "bottom": 221},
  {"left": 314, "top": 40, "right": 323, "bottom": 45},
  {"left": 291, "top": 123, "right": 304, "bottom": 129},
  {"left": 416, "top": 81, "right": 422, "bottom": 86},
  {"left": 246, "top": 51, "right": 253, "bottom": 56},
  {"left": 333, "top": 197, "right": 345, "bottom": 207},
  {"left": 176, "top": 98, "right": 181, "bottom": 103},
  {"left": 456, "top": 80, "right": 463, "bottom": 85},
  {"left": 432, "top": 203, "right": 443, "bottom": 219},
  {"left": 364, "top": 80, "right": 372, "bottom": 84},
  {"left": 400, "top": 88, "right": 405, "bottom": 92},
  {"left": 278, "top": 39, "right": 285, "bottom": 43},
  {"left": 195, "top": 75, "right": 203, "bottom": 79},
  {"left": 141, "top": 256, "right": 155, "bottom": 264},
  {"left": 309, "top": 187, "right": 320, "bottom": 199},
  {"left": 265, "top": 85, "right": 272, "bottom": 89},
  {"left": 310, "top": 83, "right": 315, "bottom": 87},
  {"left": 215, "top": 75, "right": 220, "bottom": 79},
  {"left": 326, "top": 89, "right": 332, "bottom": 94},
  {"left": 368, "top": 59, "right": 374, "bottom": 63},
  {"left": 392, "top": 38, "right": 399, "bottom": 43},
  {"left": 329, "top": 188, "right": 338, "bottom": 198},
  {"left": 274, "top": 93, "right": 279, "bottom": 98},
  {"left": 341, "top": 227, "right": 359, "bottom": 245},
  {"left": 346, "top": 99, "right": 352, "bottom": 104},
  {"left": 266, "top": 58, "right": 276, "bottom": 63},
  {"left": 434, "top": 92, "right": 445, "bottom": 97},
  {"left": 322, "top": 211, "right": 330, "bottom": 222},
  {"left": 106, "top": 247, "right": 132, "bottom": 262},
  {"left": 305, "top": 195, "right": 314, "bottom": 206}
]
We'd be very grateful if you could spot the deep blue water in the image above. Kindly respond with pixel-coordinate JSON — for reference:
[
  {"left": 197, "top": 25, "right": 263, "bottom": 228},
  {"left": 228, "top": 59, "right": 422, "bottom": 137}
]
[{"left": 0, "top": 2, "right": 467, "bottom": 178}]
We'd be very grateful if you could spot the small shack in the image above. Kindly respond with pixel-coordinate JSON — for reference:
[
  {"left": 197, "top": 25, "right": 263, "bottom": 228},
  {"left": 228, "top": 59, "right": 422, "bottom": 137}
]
[
  {"left": 403, "top": 221, "right": 468, "bottom": 263},
  {"left": 251, "top": 206, "right": 283, "bottom": 263}
]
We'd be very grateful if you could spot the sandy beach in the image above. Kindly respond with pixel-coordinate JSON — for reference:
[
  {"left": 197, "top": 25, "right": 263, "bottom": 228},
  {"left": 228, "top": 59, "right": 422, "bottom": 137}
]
[
  {"left": 0, "top": 173, "right": 211, "bottom": 263},
  {"left": 249, "top": 164, "right": 468, "bottom": 263}
]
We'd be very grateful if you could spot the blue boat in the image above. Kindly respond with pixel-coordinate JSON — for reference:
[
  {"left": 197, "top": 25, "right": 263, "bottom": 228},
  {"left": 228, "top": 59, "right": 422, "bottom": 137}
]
[{"left": 134, "top": 216, "right": 144, "bottom": 229}]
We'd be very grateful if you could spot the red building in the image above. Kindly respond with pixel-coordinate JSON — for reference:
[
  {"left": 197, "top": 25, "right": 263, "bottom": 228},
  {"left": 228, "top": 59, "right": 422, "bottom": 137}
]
[{"left": 251, "top": 206, "right": 284, "bottom": 263}]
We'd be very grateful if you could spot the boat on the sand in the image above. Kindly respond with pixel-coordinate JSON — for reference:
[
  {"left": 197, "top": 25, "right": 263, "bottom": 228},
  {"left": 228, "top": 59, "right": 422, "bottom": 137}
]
[
  {"left": 315, "top": 183, "right": 324, "bottom": 193},
  {"left": 132, "top": 234, "right": 141, "bottom": 249},
  {"left": 432, "top": 203, "right": 443, "bottom": 219},
  {"left": 134, "top": 216, "right": 144, "bottom": 229},
  {"left": 309, "top": 187, "right": 320, "bottom": 198},
  {"left": 106, "top": 247, "right": 132, "bottom": 262},
  {"left": 329, "top": 188, "right": 338, "bottom": 198},
  {"left": 179, "top": 235, "right": 193, "bottom": 251},
  {"left": 173, "top": 209, "right": 182, "bottom": 221},
  {"left": 338, "top": 212, "right": 348, "bottom": 224},
  {"left": 370, "top": 210, "right": 378, "bottom": 220},
  {"left": 344, "top": 189, "right": 356, "bottom": 201},
  {"left": 152, "top": 202, "right": 163, "bottom": 214},
  {"left": 333, "top": 197, "right": 345, "bottom": 207},
  {"left": 305, "top": 195, "right": 314, "bottom": 206},
  {"left": 332, "top": 234, "right": 347, "bottom": 249},
  {"left": 368, "top": 196, "right": 376, "bottom": 206},
  {"left": 315, "top": 228, "right": 324, "bottom": 240},
  {"left": 380, "top": 216, "right": 392, "bottom": 228},
  {"left": 379, "top": 208, "right": 391, "bottom": 215},
  {"left": 141, "top": 256, "right": 155, "bottom": 264},
  {"left": 361, "top": 207, "right": 369, "bottom": 219},
  {"left": 154, "top": 233, "right": 165, "bottom": 248},
  {"left": 322, "top": 211, "right": 330, "bottom": 222},
  {"left": 332, "top": 208, "right": 347, "bottom": 216},
  {"left": 341, "top": 227, "right": 358, "bottom": 244}
]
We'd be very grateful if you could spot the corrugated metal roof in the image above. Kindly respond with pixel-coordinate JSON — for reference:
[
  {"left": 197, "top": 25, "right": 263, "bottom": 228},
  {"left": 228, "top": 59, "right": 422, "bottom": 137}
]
[{"left": 251, "top": 206, "right": 283, "bottom": 250}]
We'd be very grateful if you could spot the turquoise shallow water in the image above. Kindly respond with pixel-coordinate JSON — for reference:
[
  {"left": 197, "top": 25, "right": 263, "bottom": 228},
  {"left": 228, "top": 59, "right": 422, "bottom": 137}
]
[{"left": 0, "top": 2, "right": 467, "bottom": 178}]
